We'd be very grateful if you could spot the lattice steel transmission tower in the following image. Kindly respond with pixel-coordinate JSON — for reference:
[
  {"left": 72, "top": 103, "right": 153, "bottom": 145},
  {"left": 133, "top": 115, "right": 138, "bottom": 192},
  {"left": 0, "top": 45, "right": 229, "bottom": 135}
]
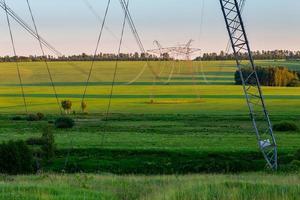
[
  {"left": 220, "top": 0, "right": 277, "bottom": 170},
  {"left": 148, "top": 40, "right": 201, "bottom": 61}
]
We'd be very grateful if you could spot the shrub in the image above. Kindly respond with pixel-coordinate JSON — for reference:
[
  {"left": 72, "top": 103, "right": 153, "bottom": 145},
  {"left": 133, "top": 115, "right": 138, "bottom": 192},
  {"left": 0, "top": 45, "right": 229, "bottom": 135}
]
[
  {"left": 61, "top": 100, "right": 72, "bottom": 114},
  {"left": 0, "top": 140, "right": 34, "bottom": 174},
  {"left": 27, "top": 114, "right": 39, "bottom": 121},
  {"left": 55, "top": 117, "right": 75, "bottom": 129},
  {"left": 41, "top": 126, "right": 55, "bottom": 161},
  {"left": 26, "top": 126, "right": 55, "bottom": 161},
  {"left": 273, "top": 121, "right": 299, "bottom": 132},
  {"left": 36, "top": 112, "right": 45, "bottom": 120},
  {"left": 282, "top": 160, "right": 300, "bottom": 172},
  {"left": 11, "top": 116, "right": 23, "bottom": 121},
  {"left": 26, "top": 126, "right": 56, "bottom": 165}
]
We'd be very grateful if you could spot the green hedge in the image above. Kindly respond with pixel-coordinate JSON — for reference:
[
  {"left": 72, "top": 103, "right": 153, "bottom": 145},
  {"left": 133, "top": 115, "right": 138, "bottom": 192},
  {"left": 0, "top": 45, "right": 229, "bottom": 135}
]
[{"left": 50, "top": 149, "right": 268, "bottom": 174}]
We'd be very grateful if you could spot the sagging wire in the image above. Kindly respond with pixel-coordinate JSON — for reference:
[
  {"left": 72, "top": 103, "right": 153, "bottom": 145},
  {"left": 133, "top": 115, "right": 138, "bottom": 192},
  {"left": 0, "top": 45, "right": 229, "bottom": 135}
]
[
  {"left": 3, "top": 0, "right": 28, "bottom": 114},
  {"left": 26, "top": 0, "right": 63, "bottom": 114}
]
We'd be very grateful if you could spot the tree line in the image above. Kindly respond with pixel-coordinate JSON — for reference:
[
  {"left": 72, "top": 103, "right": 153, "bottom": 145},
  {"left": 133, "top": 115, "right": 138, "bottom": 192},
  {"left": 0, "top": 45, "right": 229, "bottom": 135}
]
[
  {"left": 2, "top": 50, "right": 300, "bottom": 62},
  {"left": 196, "top": 50, "right": 300, "bottom": 61},
  {"left": 235, "top": 66, "right": 300, "bottom": 87},
  {"left": 0, "top": 52, "right": 174, "bottom": 62}
]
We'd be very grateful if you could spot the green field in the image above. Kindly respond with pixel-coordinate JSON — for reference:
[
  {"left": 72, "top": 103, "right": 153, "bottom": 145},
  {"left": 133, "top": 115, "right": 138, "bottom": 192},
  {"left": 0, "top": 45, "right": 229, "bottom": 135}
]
[
  {"left": 1, "top": 173, "right": 300, "bottom": 200},
  {"left": 1, "top": 60, "right": 300, "bottom": 114},
  {"left": 0, "top": 60, "right": 300, "bottom": 198}
]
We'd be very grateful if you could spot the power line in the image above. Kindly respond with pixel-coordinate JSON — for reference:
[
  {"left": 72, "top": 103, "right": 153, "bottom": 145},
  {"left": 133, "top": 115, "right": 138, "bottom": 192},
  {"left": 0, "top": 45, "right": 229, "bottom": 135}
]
[
  {"left": 82, "top": 0, "right": 120, "bottom": 41},
  {"left": 118, "top": 0, "right": 159, "bottom": 78},
  {"left": 0, "top": 1, "right": 61, "bottom": 56},
  {"left": 3, "top": 0, "right": 28, "bottom": 114},
  {"left": 0, "top": 1, "right": 95, "bottom": 77},
  {"left": 26, "top": 0, "right": 62, "bottom": 114},
  {"left": 101, "top": 0, "right": 129, "bottom": 146},
  {"left": 81, "top": 0, "right": 112, "bottom": 103}
]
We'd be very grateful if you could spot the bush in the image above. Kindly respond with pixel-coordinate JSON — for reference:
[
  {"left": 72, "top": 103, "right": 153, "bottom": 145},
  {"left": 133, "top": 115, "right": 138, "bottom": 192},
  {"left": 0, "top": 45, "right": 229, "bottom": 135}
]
[
  {"left": 55, "top": 117, "right": 75, "bottom": 129},
  {"left": 11, "top": 116, "right": 23, "bottom": 121},
  {"left": 26, "top": 126, "right": 56, "bottom": 165},
  {"left": 41, "top": 126, "right": 55, "bottom": 161},
  {"left": 36, "top": 112, "right": 45, "bottom": 120},
  {"left": 281, "top": 160, "right": 300, "bottom": 172},
  {"left": 27, "top": 114, "right": 40, "bottom": 121},
  {"left": 0, "top": 140, "right": 34, "bottom": 174},
  {"left": 273, "top": 121, "right": 299, "bottom": 132}
]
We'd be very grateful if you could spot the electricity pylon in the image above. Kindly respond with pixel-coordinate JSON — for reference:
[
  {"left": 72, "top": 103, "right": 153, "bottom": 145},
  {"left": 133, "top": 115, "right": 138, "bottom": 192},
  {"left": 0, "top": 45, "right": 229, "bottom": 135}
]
[
  {"left": 220, "top": 0, "right": 277, "bottom": 170},
  {"left": 148, "top": 40, "right": 201, "bottom": 60}
]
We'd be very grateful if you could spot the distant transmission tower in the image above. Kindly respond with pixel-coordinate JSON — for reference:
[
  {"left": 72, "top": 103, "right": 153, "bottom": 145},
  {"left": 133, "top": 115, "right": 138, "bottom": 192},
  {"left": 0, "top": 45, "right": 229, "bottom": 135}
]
[
  {"left": 148, "top": 39, "right": 201, "bottom": 61},
  {"left": 147, "top": 40, "right": 202, "bottom": 87},
  {"left": 147, "top": 40, "right": 202, "bottom": 102}
]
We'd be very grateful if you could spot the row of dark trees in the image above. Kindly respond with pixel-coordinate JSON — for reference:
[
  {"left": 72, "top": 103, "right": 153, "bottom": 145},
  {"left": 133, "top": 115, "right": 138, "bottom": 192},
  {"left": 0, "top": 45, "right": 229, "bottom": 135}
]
[
  {"left": 0, "top": 52, "right": 174, "bottom": 62},
  {"left": 235, "top": 66, "right": 300, "bottom": 87},
  {"left": 3, "top": 50, "right": 300, "bottom": 62},
  {"left": 2, "top": 50, "right": 300, "bottom": 62},
  {"left": 196, "top": 50, "right": 300, "bottom": 61}
]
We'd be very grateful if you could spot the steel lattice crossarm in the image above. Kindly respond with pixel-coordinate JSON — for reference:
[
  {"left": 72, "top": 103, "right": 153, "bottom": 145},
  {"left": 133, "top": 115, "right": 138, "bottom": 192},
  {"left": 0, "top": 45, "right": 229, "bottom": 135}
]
[
  {"left": 148, "top": 47, "right": 200, "bottom": 55},
  {"left": 219, "top": 0, "right": 278, "bottom": 170}
]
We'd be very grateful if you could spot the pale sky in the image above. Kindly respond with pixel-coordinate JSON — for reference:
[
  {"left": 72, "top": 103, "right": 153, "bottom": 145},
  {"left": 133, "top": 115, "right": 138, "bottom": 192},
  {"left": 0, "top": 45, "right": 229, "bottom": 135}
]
[{"left": 0, "top": 0, "right": 299, "bottom": 56}]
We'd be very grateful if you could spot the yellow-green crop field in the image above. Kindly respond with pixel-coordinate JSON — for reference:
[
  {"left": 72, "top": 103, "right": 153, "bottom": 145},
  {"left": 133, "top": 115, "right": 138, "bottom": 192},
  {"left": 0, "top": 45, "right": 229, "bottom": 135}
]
[{"left": 0, "top": 60, "right": 300, "bottom": 115}]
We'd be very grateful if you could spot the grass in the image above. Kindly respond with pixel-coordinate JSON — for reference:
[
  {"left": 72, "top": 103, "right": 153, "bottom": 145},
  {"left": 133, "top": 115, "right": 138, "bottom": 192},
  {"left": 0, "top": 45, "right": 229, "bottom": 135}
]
[
  {"left": 0, "top": 173, "right": 300, "bottom": 200},
  {"left": 0, "top": 60, "right": 300, "bottom": 197},
  {"left": 0, "top": 113, "right": 298, "bottom": 174},
  {"left": 0, "top": 60, "right": 299, "bottom": 173}
]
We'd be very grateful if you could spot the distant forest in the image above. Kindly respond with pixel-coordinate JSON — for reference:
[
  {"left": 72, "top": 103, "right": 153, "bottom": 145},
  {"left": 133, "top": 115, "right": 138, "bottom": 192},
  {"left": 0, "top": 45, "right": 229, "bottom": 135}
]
[
  {"left": 1, "top": 50, "right": 300, "bottom": 62},
  {"left": 0, "top": 53, "right": 169, "bottom": 62},
  {"left": 196, "top": 50, "right": 300, "bottom": 61}
]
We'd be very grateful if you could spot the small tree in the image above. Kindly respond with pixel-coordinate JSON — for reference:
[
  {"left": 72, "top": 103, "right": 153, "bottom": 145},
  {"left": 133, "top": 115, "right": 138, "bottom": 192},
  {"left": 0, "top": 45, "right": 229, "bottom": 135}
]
[
  {"left": 81, "top": 101, "right": 87, "bottom": 113},
  {"left": 61, "top": 100, "right": 72, "bottom": 114},
  {"left": 41, "top": 126, "right": 55, "bottom": 162}
]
